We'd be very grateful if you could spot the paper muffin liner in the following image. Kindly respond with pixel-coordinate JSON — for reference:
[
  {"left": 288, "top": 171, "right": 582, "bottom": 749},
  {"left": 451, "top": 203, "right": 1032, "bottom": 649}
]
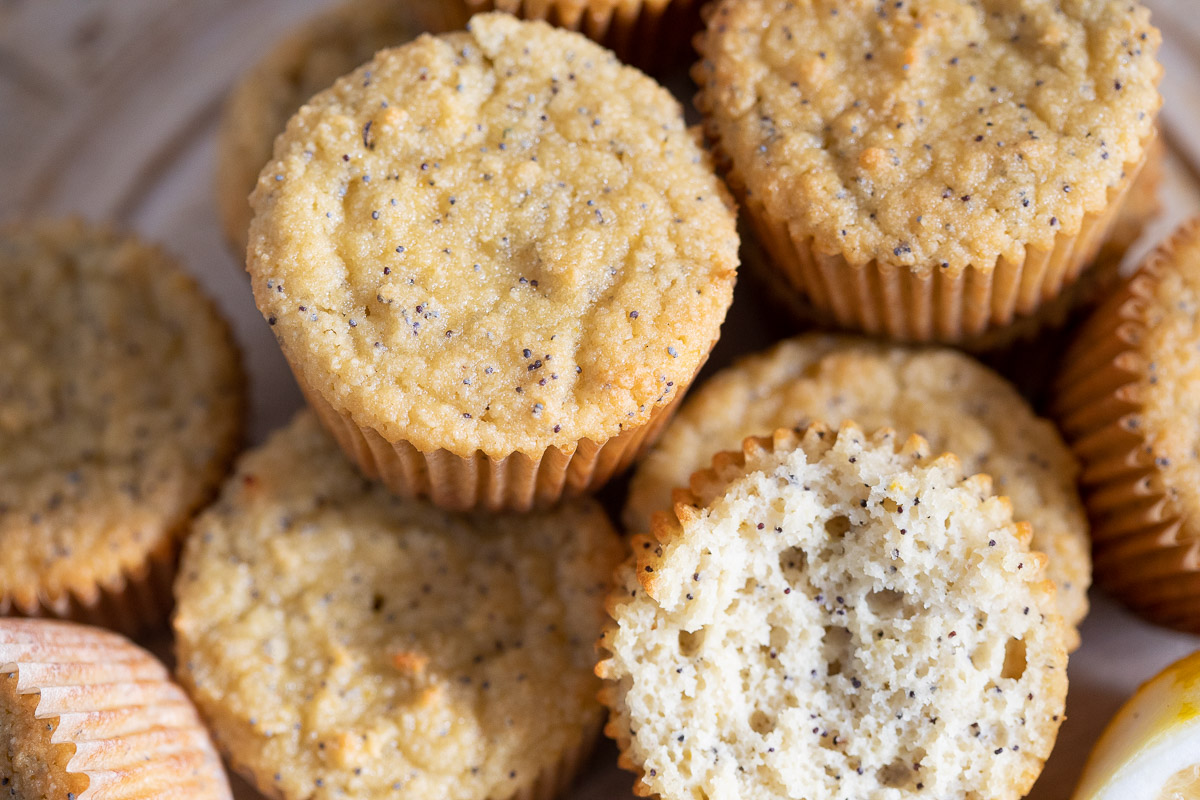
[
  {"left": 742, "top": 214, "right": 1127, "bottom": 351},
  {"left": 1, "top": 534, "right": 180, "bottom": 637},
  {"left": 959, "top": 132, "right": 1162, "bottom": 353},
  {"left": 715, "top": 105, "right": 1154, "bottom": 342},
  {"left": 0, "top": 618, "right": 231, "bottom": 800},
  {"left": 1052, "top": 218, "right": 1200, "bottom": 633},
  {"left": 298, "top": 371, "right": 691, "bottom": 513},
  {"left": 465, "top": 0, "right": 701, "bottom": 73}
]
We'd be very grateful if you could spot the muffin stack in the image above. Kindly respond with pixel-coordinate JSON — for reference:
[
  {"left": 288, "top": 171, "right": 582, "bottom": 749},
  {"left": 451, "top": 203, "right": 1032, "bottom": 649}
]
[{"left": 4, "top": 0, "right": 1195, "bottom": 799}]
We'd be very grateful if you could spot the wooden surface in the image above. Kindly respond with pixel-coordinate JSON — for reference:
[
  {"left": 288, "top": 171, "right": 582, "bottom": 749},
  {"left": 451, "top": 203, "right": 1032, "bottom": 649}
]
[{"left": 3, "top": 1, "right": 1200, "bottom": 797}]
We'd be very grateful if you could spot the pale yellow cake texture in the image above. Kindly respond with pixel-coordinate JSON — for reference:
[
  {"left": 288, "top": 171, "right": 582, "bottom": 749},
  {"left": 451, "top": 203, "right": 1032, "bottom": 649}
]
[
  {"left": 216, "top": 0, "right": 472, "bottom": 254},
  {"left": 174, "top": 411, "right": 625, "bottom": 800},
  {"left": 1129, "top": 221, "right": 1200, "bottom": 536},
  {"left": 694, "top": 0, "right": 1161, "bottom": 273},
  {"left": 0, "top": 220, "right": 244, "bottom": 617},
  {"left": 625, "top": 334, "right": 1090, "bottom": 649},
  {"left": 0, "top": 673, "right": 85, "bottom": 800},
  {"left": 248, "top": 12, "right": 739, "bottom": 458},
  {"left": 599, "top": 424, "right": 1069, "bottom": 800}
]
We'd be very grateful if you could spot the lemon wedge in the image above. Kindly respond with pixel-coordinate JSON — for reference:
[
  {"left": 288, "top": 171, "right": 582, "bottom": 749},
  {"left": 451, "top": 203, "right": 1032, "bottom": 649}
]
[{"left": 1073, "top": 650, "right": 1200, "bottom": 800}]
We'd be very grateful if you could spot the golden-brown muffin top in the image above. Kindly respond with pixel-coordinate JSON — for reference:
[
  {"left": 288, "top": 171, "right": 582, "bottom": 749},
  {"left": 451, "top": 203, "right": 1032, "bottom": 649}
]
[
  {"left": 0, "top": 220, "right": 243, "bottom": 616},
  {"left": 216, "top": 0, "right": 472, "bottom": 254},
  {"left": 249, "top": 13, "right": 738, "bottom": 457},
  {"left": 175, "top": 411, "right": 624, "bottom": 800},
  {"left": 695, "top": 0, "right": 1160, "bottom": 273}
]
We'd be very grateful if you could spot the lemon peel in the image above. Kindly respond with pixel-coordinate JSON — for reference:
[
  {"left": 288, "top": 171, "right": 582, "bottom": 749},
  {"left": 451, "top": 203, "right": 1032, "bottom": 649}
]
[{"left": 1073, "top": 650, "right": 1200, "bottom": 800}]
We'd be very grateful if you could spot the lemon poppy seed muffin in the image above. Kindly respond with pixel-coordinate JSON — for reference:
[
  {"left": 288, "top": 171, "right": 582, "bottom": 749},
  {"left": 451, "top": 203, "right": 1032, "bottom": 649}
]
[
  {"left": 216, "top": 0, "right": 472, "bottom": 255},
  {"left": 0, "top": 220, "right": 245, "bottom": 632},
  {"left": 599, "top": 424, "right": 1069, "bottom": 800},
  {"left": 249, "top": 12, "right": 739, "bottom": 511},
  {"left": 0, "top": 618, "right": 231, "bottom": 800},
  {"left": 694, "top": 0, "right": 1161, "bottom": 342},
  {"left": 740, "top": 133, "right": 1164, "bottom": 354},
  {"left": 174, "top": 411, "right": 625, "bottom": 800},
  {"left": 1055, "top": 218, "right": 1200, "bottom": 633},
  {"left": 624, "top": 334, "right": 1090, "bottom": 649}
]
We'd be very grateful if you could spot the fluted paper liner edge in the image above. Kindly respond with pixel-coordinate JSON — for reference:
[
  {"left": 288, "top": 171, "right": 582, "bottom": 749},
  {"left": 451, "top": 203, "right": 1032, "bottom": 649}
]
[
  {"left": 465, "top": 0, "right": 702, "bottom": 73},
  {"left": 1052, "top": 217, "right": 1200, "bottom": 633},
  {"left": 740, "top": 137, "right": 1150, "bottom": 343},
  {"left": 0, "top": 619, "right": 231, "bottom": 800},
  {"left": 0, "top": 534, "right": 180, "bottom": 637},
  {"left": 297, "top": 366, "right": 695, "bottom": 512}
]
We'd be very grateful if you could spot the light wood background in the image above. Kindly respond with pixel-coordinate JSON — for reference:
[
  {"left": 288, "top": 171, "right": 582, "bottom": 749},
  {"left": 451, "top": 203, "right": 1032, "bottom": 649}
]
[{"left": 3, "top": 1, "right": 1200, "bottom": 797}]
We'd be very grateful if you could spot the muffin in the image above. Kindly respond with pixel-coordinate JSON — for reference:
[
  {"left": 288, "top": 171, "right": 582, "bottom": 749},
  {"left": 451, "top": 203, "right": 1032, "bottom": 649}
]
[
  {"left": 174, "top": 411, "right": 625, "bottom": 800},
  {"left": 462, "top": 0, "right": 702, "bottom": 73},
  {"left": 599, "top": 424, "right": 1069, "bottom": 800},
  {"left": 624, "top": 334, "right": 1091, "bottom": 649},
  {"left": 966, "top": 128, "right": 1165, "bottom": 356},
  {"left": 0, "top": 618, "right": 231, "bottom": 800},
  {"left": 216, "top": 0, "right": 472, "bottom": 256},
  {"left": 694, "top": 0, "right": 1161, "bottom": 342},
  {"left": 1054, "top": 217, "right": 1200, "bottom": 633},
  {"left": 0, "top": 220, "right": 245, "bottom": 632},
  {"left": 741, "top": 132, "right": 1165, "bottom": 354},
  {"left": 248, "top": 12, "right": 739, "bottom": 511}
]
